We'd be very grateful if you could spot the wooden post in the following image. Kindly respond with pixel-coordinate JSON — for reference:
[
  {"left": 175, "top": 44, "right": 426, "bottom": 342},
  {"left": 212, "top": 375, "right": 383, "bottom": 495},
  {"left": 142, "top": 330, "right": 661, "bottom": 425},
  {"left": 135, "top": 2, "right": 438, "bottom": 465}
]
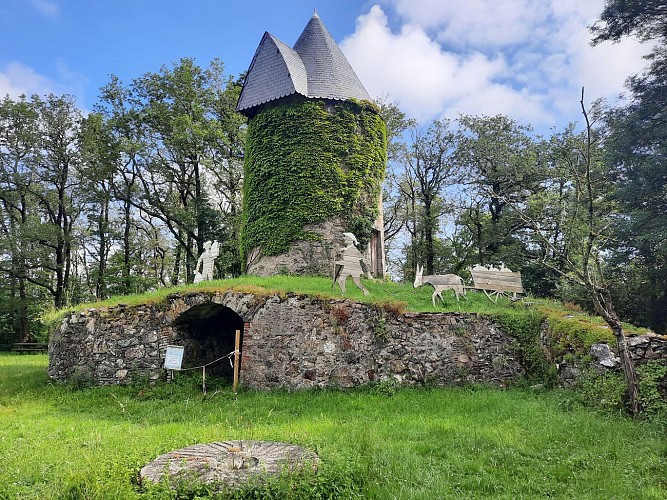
[{"left": 233, "top": 329, "right": 241, "bottom": 395}]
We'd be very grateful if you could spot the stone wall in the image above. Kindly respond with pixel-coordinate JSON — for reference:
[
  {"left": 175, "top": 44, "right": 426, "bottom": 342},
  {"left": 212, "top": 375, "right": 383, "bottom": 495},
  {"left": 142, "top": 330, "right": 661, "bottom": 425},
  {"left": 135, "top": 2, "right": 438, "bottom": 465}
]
[
  {"left": 241, "top": 298, "right": 523, "bottom": 389},
  {"left": 245, "top": 219, "right": 344, "bottom": 277},
  {"left": 48, "top": 290, "right": 667, "bottom": 390},
  {"left": 558, "top": 333, "right": 667, "bottom": 386},
  {"left": 48, "top": 291, "right": 525, "bottom": 389}
]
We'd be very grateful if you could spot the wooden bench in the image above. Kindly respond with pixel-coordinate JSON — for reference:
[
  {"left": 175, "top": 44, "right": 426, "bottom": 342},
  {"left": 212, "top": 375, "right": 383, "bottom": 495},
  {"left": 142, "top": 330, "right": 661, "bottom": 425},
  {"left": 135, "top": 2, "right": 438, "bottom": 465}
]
[
  {"left": 12, "top": 342, "right": 48, "bottom": 354},
  {"left": 465, "top": 266, "right": 525, "bottom": 303}
]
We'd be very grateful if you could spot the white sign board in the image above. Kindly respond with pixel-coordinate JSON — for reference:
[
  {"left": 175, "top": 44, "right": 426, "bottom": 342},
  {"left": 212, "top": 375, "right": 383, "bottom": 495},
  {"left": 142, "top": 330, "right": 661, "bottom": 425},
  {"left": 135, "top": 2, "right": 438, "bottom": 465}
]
[{"left": 164, "top": 345, "right": 185, "bottom": 370}]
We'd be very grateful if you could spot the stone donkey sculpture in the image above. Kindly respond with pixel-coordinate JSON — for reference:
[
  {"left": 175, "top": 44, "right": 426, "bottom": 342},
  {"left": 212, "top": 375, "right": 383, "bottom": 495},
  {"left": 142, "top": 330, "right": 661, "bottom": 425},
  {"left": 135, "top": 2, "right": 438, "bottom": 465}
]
[{"left": 413, "top": 264, "right": 466, "bottom": 305}]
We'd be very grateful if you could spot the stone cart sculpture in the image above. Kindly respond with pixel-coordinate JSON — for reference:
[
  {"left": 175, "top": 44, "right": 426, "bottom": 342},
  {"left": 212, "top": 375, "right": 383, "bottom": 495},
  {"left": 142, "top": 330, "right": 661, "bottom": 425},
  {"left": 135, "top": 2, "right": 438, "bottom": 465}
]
[
  {"left": 465, "top": 264, "right": 525, "bottom": 303},
  {"left": 194, "top": 240, "right": 219, "bottom": 283},
  {"left": 334, "top": 232, "right": 370, "bottom": 296},
  {"left": 413, "top": 264, "right": 465, "bottom": 305}
]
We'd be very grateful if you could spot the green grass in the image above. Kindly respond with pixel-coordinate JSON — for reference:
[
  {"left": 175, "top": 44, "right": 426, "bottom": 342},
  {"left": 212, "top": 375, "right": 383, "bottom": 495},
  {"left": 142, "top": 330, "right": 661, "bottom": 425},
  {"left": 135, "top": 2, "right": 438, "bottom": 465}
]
[
  {"left": 40, "top": 275, "right": 536, "bottom": 329},
  {"left": 1, "top": 355, "right": 665, "bottom": 499},
  {"left": 42, "top": 275, "right": 655, "bottom": 358}
]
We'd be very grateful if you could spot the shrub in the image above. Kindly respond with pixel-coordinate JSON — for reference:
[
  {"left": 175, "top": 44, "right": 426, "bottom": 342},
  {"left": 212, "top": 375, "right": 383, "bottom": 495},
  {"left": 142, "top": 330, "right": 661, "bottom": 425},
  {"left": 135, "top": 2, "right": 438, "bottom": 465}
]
[
  {"left": 636, "top": 361, "right": 667, "bottom": 422},
  {"left": 493, "top": 310, "right": 556, "bottom": 386}
]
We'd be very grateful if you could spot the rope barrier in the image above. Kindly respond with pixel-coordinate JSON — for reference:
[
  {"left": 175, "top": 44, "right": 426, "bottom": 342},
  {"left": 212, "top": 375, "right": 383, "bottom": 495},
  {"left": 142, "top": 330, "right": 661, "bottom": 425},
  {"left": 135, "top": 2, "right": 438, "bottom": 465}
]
[
  {"left": 166, "top": 329, "right": 242, "bottom": 395},
  {"left": 177, "top": 350, "right": 240, "bottom": 372}
]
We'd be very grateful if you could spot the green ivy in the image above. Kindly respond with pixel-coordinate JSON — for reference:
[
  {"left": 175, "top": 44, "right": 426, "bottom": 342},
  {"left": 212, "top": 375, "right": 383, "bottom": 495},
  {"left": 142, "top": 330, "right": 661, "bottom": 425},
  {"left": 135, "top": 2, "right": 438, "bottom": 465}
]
[
  {"left": 493, "top": 310, "right": 556, "bottom": 386},
  {"left": 240, "top": 99, "right": 386, "bottom": 267},
  {"left": 636, "top": 361, "right": 667, "bottom": 420}
]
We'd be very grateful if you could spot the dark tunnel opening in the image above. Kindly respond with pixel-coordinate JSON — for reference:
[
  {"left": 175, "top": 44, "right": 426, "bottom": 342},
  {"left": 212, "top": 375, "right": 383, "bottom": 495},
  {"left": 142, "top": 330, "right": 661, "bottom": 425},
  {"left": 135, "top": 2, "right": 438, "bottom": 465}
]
[{"left": 173, "top": 303, "right": 244, "bottom": 381}]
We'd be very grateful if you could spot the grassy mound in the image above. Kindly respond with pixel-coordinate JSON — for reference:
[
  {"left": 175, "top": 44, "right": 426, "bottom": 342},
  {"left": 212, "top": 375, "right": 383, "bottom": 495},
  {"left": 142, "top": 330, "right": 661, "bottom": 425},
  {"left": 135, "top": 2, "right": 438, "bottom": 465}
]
[{"left": 43, "top": 276, "right": 653, "bottom": 361}]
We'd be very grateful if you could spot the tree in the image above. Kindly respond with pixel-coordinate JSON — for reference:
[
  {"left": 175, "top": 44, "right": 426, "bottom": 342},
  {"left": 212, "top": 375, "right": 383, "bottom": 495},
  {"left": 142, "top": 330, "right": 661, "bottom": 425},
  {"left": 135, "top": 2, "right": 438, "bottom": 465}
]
[
  {"left": 0, "top": 95, "right": 83, "bottom": 309},
  {"left": 97, "top": 58, "right": 246, "bottom": 283},
  {"left": 591, "top": 0, "right": 667, "bottom": 45},
  {"left": 31, "top": 94, "right": 83, "bottom": 308},
  {"left": 377, "top": 100, "right": 415, "bottom": 276},
  {"left": 395, "top": 120, "right": 460, "bottom": 278},
  {"left": 512, "top": 92, "right": 641, "bottom": 415},
  {"left": 78, "top": 113, "right": 118, "bottom": 300},
  {"left": 454, "top": 115, "right": 543, "bottom": 267},
  {"left": 0, "top": 92, "right": 85, "bottom": 338},
  {"left": 0, "top": 95, "right": 41, "bottom": 341},
  {"left": 591, "top": 0, "right": 667, "bottom": 334}
]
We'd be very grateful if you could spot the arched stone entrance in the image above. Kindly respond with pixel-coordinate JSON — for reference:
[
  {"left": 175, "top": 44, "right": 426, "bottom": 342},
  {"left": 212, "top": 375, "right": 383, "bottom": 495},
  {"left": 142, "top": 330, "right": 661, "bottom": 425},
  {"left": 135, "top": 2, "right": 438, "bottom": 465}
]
[{"left": 173, "top": 303, "right": 244, "bottom": 381}]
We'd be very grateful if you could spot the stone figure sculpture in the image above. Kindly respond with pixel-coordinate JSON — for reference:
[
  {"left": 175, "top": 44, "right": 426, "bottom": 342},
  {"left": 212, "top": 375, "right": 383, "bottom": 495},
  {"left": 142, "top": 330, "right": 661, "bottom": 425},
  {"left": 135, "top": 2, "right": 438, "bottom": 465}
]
[
  {"left": 194, "top": 240, "right": 220, "bottom": 283},
  {"left": 334, "top": 232, "right": 370, "bottom": 296},
  {"left": 413, "top": 264, "right": 465, "bottom": 305}
]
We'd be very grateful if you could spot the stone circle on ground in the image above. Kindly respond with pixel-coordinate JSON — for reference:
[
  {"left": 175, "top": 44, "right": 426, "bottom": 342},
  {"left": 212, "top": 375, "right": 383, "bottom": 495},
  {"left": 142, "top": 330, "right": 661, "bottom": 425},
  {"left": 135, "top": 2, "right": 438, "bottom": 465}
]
[{"left": 139, "top": 440, "right": 318, "bottom": 490}]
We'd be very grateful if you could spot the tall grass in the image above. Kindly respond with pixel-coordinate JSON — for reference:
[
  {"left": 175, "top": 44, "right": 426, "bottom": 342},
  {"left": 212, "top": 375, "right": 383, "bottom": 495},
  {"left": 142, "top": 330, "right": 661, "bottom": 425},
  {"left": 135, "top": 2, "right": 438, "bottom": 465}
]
[{"left": 1, "top": 354, "right": 665, "bottom": 499}]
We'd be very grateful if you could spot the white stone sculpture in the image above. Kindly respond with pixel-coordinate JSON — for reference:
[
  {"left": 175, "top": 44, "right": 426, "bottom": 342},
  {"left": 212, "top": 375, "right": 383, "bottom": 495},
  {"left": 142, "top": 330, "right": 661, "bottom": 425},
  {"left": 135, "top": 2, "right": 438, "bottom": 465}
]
[
  {"left": 334, "top": 232, "right": 370, "bottom": 296},
  {"left": 194, "top": 240, "right": 220, "bottom": 283},
  {"left": 413, "top": 264, "right": 465, "bottom": 305}
]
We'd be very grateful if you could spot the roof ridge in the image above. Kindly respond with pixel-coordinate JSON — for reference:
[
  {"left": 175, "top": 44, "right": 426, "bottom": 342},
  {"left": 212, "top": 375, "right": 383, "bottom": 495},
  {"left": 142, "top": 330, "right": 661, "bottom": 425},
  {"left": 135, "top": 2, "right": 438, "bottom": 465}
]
[{"left": 237, "top": 13, "right": 371, "bottom": 114}]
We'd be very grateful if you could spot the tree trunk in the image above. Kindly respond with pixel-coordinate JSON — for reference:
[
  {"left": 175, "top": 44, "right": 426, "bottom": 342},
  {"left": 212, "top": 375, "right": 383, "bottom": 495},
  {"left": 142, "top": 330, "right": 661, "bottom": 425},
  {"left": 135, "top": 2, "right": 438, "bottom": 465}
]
[
  {"left": 10, "top": 205, "right": 31, "bottom": 342},
  {"left": 95, "top": 199, "right": 109, "bottom": 300},
  {"left": 172, "top": 242, "right": 181, "bottom": 286},
  {"left": 186, "top": 233, "right": 194, "bottom": 283},
  {"left": 613, "top": 326, "right": 642, "bottom": 416},
  {"left": 122, "top": 197, "right": 132, "bottom": 293},
  {"left": 424, "top": 197, "right": 434, "bottom": 275},
  {"left": 17, "top": 267, "right": 30, "bottom": 343},
  {"left": 591, "top": 287, "right": 642, "bottom": 416}
]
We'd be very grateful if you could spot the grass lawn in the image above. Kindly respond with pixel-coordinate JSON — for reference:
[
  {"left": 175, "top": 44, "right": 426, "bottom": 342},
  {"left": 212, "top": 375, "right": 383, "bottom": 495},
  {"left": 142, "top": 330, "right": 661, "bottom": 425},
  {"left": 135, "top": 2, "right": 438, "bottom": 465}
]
[{"left": 0, "top": 354, "right": 665, "bottom": 499}]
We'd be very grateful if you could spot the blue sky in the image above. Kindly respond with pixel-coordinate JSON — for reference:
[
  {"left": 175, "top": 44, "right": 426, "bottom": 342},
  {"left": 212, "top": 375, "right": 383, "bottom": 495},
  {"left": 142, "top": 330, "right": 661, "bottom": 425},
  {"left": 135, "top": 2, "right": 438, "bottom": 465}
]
[{"left": 0, "top": 0, "right": 650, "bottom": 132}]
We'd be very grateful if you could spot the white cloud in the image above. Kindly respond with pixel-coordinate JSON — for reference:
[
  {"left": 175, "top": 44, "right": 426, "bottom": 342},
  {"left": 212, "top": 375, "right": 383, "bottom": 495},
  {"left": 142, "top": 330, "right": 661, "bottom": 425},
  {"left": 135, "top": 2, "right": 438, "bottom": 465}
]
[
  {"left": 385, "top": 0, "right": 552, "bottom": 48},
  {"left": 0, "top": 62, "right": 58, "bottom": 98},
  {"left": 31, "top": 0, "right": 59, "bottom": 17},
  {"left": 0, "top": 62, "right": 88, "bottom": 103},
  {"left": 341, "top": 5, "right": 550, "bottom": 124},
  {"left": 343, "top": 1, "right": 653, "bottom": 131}
]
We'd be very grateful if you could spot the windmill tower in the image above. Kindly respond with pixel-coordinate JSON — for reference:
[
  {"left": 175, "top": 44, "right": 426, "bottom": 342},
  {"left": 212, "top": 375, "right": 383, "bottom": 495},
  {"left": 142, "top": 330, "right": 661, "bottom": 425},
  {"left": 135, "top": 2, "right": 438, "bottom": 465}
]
[{"left": 237, "top": 12, "right": 386, "bottom": 278}]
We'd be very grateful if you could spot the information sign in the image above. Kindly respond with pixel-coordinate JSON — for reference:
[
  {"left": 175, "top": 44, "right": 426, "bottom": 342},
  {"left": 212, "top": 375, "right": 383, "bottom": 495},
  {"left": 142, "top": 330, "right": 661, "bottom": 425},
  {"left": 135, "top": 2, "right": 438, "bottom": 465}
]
[{"left": 164, "top": 345, "right": 184, "bottom": 370}]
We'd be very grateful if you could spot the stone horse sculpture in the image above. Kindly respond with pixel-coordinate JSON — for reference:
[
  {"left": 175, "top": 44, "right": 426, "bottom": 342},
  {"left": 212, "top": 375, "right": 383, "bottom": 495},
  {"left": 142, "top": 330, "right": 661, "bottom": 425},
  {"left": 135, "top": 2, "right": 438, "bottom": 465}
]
[{"left": 413, "top": 264, "right": 465, "bottom": 305}]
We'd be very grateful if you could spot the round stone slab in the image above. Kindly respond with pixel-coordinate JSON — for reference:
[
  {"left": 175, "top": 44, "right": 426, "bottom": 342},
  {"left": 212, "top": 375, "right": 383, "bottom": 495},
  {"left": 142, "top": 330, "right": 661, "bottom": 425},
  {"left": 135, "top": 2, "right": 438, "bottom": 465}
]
[{"left": 140, "top": 441, "right": 318, "bottom": 489}]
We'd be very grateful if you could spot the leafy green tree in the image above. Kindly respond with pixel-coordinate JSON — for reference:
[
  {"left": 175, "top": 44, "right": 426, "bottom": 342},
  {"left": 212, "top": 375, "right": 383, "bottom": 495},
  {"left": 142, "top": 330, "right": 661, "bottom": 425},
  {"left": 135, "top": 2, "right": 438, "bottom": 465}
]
[
  {"left": 97, "top": 58, "right": 245, "bottom": 283},
  {"left": 0, "top": 95, "right": 41, "bottom": 341},
  {"left": 511, "top": 93, "right": 641, "bottom": 414},
  {"left": 0, "top": 93, "right": 85, "bottom": 348},
  {"left": 397, "top": 119, "right": 459, "bottom": 278},
  {"left": 591, "top": 0, "right": 667, "bottom": 334},
  {"left": 454, "top": 115, "right": 543, "bottom": 267},
  {"left": 78, "top": 113, "right": 119, "bottom": 299},
  {"left": 377, "top": 100, "right": 415, "bottom": 276},
  {"left": 591, "top": 0, "right": 667, "bottom": 45},
  {"left": 31, "top": 94, "right": 83, "bottom": 308},
  {"left": 0, "top": 95, "right": 83, "bottom": 309}
]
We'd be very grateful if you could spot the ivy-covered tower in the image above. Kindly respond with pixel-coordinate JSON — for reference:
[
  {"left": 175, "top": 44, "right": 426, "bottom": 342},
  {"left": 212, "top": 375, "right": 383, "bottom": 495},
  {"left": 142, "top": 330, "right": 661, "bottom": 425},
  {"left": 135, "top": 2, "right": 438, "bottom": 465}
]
[{"left": 237, "top": 12, "right": 387, "bottom": 277}]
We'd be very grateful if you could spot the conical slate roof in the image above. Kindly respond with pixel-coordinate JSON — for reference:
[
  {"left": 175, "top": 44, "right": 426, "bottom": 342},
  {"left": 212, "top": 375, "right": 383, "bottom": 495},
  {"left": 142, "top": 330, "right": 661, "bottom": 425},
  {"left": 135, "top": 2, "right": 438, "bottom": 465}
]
[{"left": 237, "top": 13, "right": 371, "bottom": 115}]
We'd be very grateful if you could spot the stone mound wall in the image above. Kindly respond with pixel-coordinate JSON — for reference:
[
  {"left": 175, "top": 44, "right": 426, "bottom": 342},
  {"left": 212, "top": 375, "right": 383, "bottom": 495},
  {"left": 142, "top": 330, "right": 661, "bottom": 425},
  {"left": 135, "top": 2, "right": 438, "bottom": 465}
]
[
  {"left": 48, "top": 291, "right": 667, "bottom": 390},
  {"left": 48, "top": 291, "right": 525, "bottom": 388}
]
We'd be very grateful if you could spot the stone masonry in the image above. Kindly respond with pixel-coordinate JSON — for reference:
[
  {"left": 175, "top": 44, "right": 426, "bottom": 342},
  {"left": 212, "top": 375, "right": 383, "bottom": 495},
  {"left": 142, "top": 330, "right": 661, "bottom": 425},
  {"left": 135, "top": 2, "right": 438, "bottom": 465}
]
[
  {"left": 48, "top": 291, "right": 524, "bottom": 388},
  {"left": 48, "top": 291, "right": 667, "bottom": 389}
]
